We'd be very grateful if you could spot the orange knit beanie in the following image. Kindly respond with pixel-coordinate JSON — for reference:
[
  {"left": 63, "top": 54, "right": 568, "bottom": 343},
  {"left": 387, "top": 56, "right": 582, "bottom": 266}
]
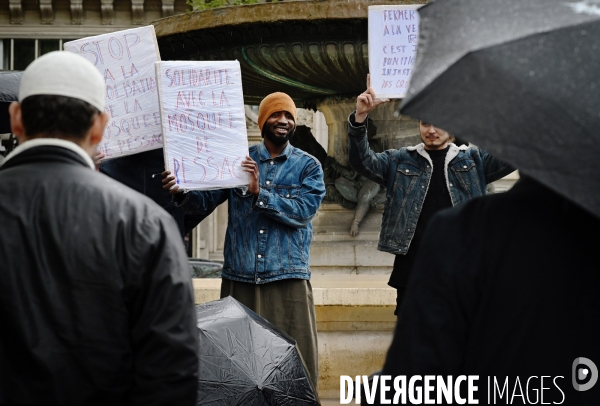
[{"left": 257, "top": 92, "right": 297, "bottom": 131}]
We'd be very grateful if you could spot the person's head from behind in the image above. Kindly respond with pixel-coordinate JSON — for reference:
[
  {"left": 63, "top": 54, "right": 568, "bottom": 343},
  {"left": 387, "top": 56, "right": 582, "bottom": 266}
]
[
  {"left": 257, "top": 92, "right": 297, "bottom": 147},
  {"left": 8, "top": 51, "right": 108, "bottom": 158},
  {"left": 419, "top": 120, "right": 455, "bottom": 151}
]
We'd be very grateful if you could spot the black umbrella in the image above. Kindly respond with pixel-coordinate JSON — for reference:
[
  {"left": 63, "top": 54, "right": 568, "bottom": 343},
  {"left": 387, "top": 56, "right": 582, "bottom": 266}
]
[
  {"left": 0, "top": 71, "right": 22, "bottom": 134},
  {"left": 400, "top": 0, "right": 600, "bottom": 218},
  {"left": 195, "top": 296, "right": 319, "bottom": 405}
]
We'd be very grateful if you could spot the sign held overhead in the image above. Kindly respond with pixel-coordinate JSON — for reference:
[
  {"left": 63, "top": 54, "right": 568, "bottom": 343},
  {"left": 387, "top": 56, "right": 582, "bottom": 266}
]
[{"left": 368, "top": 5, "right": 421, "bottom": 99}]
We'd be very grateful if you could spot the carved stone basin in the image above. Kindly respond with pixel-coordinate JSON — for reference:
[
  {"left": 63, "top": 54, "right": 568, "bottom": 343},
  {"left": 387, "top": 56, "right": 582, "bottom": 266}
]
[
  {"left": 153, "top": 0, "right": 425, "bottom": 106},
  {"left": 152, "top": 0, "right": 424, "bottom": 269}
]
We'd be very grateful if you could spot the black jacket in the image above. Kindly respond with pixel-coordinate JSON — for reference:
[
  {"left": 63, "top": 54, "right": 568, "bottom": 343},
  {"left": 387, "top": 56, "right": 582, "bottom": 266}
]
[
  {"left": 381, "top": 177, "right": 600, "bottom": 405},
  {"left": 0, "top": 143, "right": 198, "bottom": 405}
]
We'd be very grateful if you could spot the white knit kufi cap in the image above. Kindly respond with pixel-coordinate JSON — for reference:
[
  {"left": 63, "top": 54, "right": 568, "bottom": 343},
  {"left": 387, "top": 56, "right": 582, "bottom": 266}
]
[{"left": 19, "top": 51, "right": 105, "bottom": 111}]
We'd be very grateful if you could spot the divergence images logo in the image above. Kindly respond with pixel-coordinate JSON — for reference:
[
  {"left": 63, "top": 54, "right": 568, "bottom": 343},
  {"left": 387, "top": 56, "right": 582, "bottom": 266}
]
[{"left": 572, "top": 357, "right": 598, "bottom": 392}]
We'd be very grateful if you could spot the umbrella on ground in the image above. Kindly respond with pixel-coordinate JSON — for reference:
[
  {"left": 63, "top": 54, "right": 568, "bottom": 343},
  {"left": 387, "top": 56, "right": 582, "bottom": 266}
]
[
  {"left": 0, "top": 71, "right": 22, "bottom": 134},
  {"left": 195, "top": 296, "right": 319, "bottom": 406},
  {"left": 400, "top": 0, "right": 600, "bottom": 218}
]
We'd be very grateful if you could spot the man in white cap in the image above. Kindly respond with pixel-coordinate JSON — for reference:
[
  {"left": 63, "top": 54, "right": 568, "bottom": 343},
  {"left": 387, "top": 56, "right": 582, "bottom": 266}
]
[{"left": 0, "top": 51, "right": 198, "bottom": 405}]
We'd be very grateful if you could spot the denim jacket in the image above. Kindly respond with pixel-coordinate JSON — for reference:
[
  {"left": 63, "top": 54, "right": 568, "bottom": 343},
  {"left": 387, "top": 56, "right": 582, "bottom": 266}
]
[
  {"left": 348, "top": 112, "right": 514, "bottom": 255},
  {"left": 175, "top": 142, "right": 325, "bottom": 284}
]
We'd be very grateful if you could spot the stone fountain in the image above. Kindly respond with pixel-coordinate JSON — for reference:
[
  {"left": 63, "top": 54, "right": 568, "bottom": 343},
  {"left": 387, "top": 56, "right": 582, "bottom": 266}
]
[
  {"left": 153, "top": 0, "right": 426, "bottom": 273},
  {"left": 152, "top": 1, "right": 427, "bottom": 397}
]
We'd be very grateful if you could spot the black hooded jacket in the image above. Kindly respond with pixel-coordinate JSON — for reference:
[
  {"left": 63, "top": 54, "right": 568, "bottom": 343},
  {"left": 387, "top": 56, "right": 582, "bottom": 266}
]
[{"left": 0, "top": 142, "right": 198, "bottom": 405}]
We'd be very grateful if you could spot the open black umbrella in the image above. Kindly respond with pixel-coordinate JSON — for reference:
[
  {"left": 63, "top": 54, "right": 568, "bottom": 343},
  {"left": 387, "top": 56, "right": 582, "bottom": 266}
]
[
  {"left": 0, "top": 71, "right": 22, "bottom": 134},
  {"left": 195, "top": 297, "right": 319, "bottom": 406},
  {"left": 400, "top": 0, "right": 600, "bottom": 218}
]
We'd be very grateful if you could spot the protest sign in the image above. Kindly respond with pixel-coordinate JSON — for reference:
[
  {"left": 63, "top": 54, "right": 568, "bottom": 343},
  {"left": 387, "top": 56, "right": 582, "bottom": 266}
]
[
  {"left": 155, "top": 60, "right": 251, "bottom": 190},
  {"left": 368, "top": 5, "right": 421, "bottom": 99},
  {"left": 64, "top": 26, "right": 162, "bottom": 159}
]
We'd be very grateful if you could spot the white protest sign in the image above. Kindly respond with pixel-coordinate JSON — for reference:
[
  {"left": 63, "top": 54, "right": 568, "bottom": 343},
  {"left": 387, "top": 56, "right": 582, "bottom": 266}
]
[
  {"left": 156, "top": 60, "right": 251, "bottom": 190},
  {"left": 64, "top": 26, "right": 162, "bottom": 159},
  {"left": 368, "top": 5, "right": 421, "bottom": 99}
]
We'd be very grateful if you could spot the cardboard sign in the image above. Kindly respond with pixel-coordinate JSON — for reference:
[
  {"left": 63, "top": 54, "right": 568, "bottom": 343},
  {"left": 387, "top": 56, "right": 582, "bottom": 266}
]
[
  {"left": 64, "top": 26, "right": 162, "bottom": 159},
  {"left": 368, "top": 5, "right": 421, "bottom": 99},
  {"left": 156, "top": 61, "right": 251, "bottom": 190}
]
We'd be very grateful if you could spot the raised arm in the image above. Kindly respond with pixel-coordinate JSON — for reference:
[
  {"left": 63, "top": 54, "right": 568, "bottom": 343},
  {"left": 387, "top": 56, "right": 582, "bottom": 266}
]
[
  {"left": 348, "top": 116, "right": 394, "bottom": 187},
  {"left": 347, "top": 74, "right": 394, "bottom": 186}
]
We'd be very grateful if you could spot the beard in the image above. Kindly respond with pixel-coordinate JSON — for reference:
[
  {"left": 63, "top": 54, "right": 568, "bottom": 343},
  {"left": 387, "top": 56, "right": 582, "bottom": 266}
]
[{"left": 263, "top": 126, "right": 295, "bottom": 146}]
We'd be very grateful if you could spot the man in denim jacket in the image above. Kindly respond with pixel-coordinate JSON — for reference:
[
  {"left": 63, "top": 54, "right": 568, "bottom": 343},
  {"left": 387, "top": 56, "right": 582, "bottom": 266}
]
[
  {"left": 348, "top": 77, "right": 513, "bottom": 314},
  {"left": 163, "top": 92, "right": 325, "bottom": 391}
]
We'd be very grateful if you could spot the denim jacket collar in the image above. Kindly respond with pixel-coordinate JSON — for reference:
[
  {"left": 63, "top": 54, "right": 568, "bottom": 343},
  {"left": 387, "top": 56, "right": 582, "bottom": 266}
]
[
  {"left": 406, "top": 142, "right": 467, "bottom": 167},
  {"left": 405, "top": 143, "right": 469, "bottom": 206},
  {"left": 256, "top": 141, "right": 293, "bottom": 162}
]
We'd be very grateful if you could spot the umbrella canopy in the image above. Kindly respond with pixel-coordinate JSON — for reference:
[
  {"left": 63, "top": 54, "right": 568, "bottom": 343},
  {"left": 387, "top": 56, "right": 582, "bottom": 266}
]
[
  {"left": 195, "top": 296, "right": 319, "bottom": 406},
  {"left": 0, "top": 71, "right": 22, "bottom": 134},
  {"left": 400, "top": 0, "right": 600, "bottom": 218}
]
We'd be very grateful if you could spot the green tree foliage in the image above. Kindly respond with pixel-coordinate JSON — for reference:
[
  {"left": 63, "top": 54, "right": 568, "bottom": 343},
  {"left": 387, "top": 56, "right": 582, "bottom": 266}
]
[{"left": 187, "top": 0, "right": 262, "bottom": 11}]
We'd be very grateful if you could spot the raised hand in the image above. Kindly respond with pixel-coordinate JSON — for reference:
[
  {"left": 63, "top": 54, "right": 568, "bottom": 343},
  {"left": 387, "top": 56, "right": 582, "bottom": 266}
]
[
  {"left": 355, "top": 74, "right": 389, "bottom": 123},
  {"left": 161, "top": 170, "right": 182, "bottom": 195},
  {"left": 240, "top": 156, "right": 260, "bottom": 196},
  {"left": 93, "top": 150, "right": 105, "bottom": 172}
]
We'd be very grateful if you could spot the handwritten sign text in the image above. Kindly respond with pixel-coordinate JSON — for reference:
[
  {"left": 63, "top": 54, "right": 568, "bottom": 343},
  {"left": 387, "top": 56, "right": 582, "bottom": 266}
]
[
  {"left": 64, "top": 26, "right": 162, "bottom": 159},
  {"left": 156, "top": 61, "right": 251, "bottom": 190},
  {"left": 369, "top": 5, "right": 421, "bottom": 99}
]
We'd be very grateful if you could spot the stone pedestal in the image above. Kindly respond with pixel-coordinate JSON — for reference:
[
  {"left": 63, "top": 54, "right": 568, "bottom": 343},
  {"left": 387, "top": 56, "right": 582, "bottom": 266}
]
[{"left": 310, "top": 203, "right": 393, "bottom": 274}]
